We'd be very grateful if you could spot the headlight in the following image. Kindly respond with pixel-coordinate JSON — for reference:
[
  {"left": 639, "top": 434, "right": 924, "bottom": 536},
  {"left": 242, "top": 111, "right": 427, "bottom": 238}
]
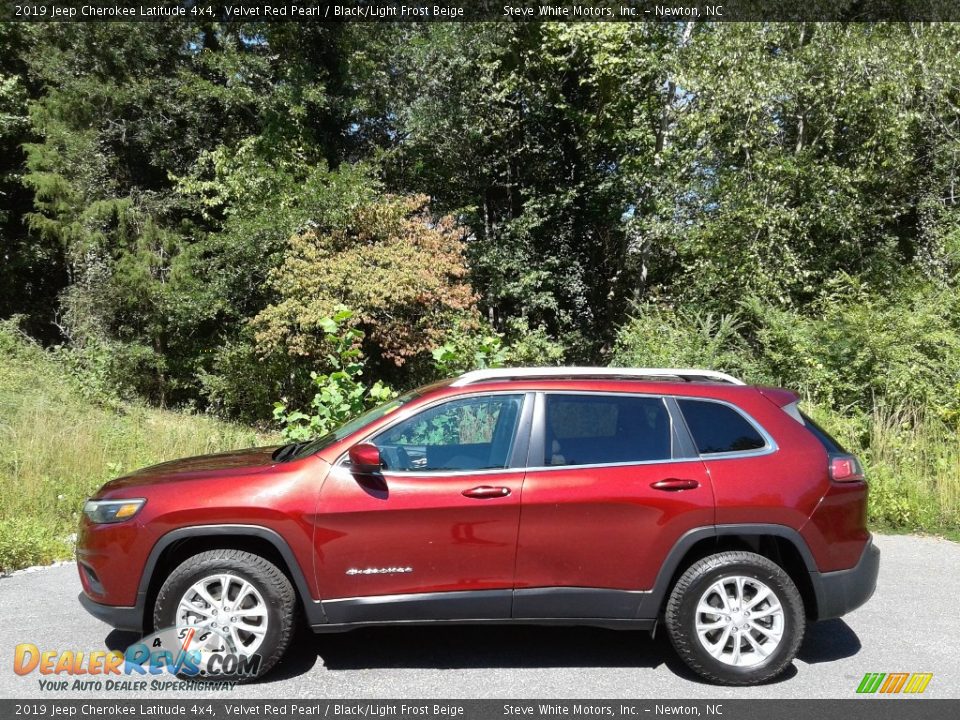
[{"left": 83, "top": 498, "right": 146, "bottom": 524}]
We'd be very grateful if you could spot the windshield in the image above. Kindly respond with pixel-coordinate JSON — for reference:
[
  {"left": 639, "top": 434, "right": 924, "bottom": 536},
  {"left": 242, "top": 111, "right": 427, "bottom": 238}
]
[{"left": 283, "top": 390, "right": 421, "bottom": 461}]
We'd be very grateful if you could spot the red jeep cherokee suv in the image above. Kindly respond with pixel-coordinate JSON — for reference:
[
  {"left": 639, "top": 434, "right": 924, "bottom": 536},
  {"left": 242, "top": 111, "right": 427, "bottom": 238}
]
[{"left": 77, "top": 367, "right": 879, "bottom": 685}]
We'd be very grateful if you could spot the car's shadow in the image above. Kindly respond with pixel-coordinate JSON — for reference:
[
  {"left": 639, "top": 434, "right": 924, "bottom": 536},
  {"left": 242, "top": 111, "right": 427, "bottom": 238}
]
[
  {"left": 797, "top": 619, "right": 862, "bottom": 664},
  {"left": 106, "top": 618, "right": 861, "bottom": 686},
  {"left": 279, "top": 625, "right": 676, "bottom": 674}
]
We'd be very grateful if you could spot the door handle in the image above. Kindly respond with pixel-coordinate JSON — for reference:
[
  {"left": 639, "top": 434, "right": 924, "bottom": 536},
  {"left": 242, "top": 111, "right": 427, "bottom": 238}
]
[
  {"left": 650, "top": 478, "right": 700, "bottom": 491},
  {"left": 462, "top": 486, "right": 511, "bottom": 499}
]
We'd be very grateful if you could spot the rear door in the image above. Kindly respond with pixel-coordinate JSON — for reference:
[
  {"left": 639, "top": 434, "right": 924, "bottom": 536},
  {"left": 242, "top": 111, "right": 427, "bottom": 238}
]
[{"left": 513, "top": 392, "right": 713, "bottom": 619}]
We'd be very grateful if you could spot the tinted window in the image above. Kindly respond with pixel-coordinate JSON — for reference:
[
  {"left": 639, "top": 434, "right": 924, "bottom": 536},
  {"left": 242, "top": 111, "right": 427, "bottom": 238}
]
[
  {"left": 800, "top": 412, "right": 846, "bottom": 453},
  {"left": 372, "top": 395, "right": 524, "bottom": 471},
  {"left": 544, "top": 395, "right": 671, "bottom": 466},
  {"left": 677, "top": 399, "right": 766, "bottom": 454}
]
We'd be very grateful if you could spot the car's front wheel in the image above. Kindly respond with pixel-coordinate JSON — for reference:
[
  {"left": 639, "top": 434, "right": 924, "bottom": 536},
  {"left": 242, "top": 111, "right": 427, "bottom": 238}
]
[
  {"left": 152, "top": 549, "right": 296, "bottom": 681},
  {"left": 664, "top": 551, "right": 805, "bottom": 685}
]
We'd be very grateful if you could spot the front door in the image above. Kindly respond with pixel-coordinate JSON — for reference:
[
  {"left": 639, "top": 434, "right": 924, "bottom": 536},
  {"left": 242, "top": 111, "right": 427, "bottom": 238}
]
[
  {"left": 315, "top": 392, "right": 531, "bottom": 624},
  {"left": 513, "top": 392, "right": 713, "bottom": 619}
]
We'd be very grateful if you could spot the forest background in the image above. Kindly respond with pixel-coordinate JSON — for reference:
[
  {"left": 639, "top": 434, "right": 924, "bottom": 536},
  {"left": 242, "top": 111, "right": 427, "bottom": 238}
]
[{"left": 1, "top": 22, "right": 959, "bottom": 569}]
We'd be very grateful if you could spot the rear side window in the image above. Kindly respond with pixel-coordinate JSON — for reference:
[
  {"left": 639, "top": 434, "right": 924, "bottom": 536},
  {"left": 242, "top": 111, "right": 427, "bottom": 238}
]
[
  {"left": 677, "top": 399, "right": 767, "bottom": 455},
  {"left": 544, "top": 394, "right": 672, "bottom": 466}
]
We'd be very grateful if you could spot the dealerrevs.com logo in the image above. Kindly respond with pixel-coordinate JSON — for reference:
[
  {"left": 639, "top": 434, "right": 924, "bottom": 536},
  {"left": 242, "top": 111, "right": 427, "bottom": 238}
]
[
  {"left": 13, "top": 626, "right": 260, "bottom": 691},
  {"left": 856, "top": 672, "right": 934, "bottom": 695}
]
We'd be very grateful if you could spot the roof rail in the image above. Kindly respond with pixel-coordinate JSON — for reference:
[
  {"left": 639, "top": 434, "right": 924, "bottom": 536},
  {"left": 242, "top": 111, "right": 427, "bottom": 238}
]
[{"left": 450, "top": 367, "right": 745, "bottom": 387}]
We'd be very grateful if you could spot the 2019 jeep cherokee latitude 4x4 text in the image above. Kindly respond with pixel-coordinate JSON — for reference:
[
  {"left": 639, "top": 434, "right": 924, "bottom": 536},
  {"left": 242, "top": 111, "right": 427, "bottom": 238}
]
[{"left": 77, "top": 367, "right": 879, "bottom": 685}]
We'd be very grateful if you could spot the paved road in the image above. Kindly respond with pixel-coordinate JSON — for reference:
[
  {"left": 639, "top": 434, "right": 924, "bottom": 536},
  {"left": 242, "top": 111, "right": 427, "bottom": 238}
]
[{"left": 1, "top": 534, "right": 956, "bottom": 699}]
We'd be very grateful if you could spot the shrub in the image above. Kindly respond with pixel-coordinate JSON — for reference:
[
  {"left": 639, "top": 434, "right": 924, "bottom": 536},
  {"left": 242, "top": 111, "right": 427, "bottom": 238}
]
[
  {"left": 431, "top": 318, "right": 567, "bottom": 378},
  {"left": 0, "top": 322, "right": 273, "bottom": 572},
  {"left": 808, "top": 403, "right": 960, "bottom": 536},
  {"left": 742, "top": 276, "right": 960, "bottom": 421},
  {"left": 612, "top": 304, "right": 763, "bottom": 381},
  {"left": 254, "top": 193, "right": 478, "bottom": 368},
  {"left": 272, "top": 311, "right": 396, "bottom": 441}
]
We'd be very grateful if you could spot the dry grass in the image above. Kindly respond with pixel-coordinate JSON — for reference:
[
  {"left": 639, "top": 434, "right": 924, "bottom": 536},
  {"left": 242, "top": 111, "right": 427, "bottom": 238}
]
[
  {"left": 0, "top": 327, "right": 276, "bottom": 572},
  {"left": 807, "top": 403, "right": 960, "bottom": 538}
]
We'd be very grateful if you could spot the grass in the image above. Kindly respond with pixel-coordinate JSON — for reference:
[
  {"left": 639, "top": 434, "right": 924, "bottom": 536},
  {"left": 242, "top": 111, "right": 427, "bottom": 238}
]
[{"left": 0, "top": 325, "right": 277, "bottom": 573}]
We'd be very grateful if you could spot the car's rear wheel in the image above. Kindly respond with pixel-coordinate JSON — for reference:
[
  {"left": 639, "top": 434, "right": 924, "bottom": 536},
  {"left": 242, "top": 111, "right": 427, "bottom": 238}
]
[
  {"left": 152, "top": 549, "right": 296, "bottom": 681},
  {"left": 664, "top": 551, "right": 805, "bottom": 685}
]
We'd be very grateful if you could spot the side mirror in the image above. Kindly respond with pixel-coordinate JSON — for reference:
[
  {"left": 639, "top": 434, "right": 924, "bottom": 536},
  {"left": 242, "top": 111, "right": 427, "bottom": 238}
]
[{"left": 348, "top": 443, "right": 382, "bottom": 474}]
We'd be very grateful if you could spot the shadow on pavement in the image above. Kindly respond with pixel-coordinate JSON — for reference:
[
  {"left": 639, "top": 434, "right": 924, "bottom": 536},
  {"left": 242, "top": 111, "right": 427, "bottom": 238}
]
[
  {"left": 102, "top": 618, "right": 854, "bottom": 685},
  {"left": 797, "top": 619, "right": 861, "bottom": 664},
  {"left": 105, "top": 629, "right": 141, "bottom": 652},
  {"left": 261, "top": 624, "right": 797, "bottom": 686}
]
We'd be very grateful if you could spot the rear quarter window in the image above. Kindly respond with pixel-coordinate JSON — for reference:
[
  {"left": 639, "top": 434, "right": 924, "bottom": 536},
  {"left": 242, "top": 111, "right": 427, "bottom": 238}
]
[
  {"left": 677, "top": 399, "right": 767, "bottom": 455},
  {"left": 798, "top": 411, "right": 846, "bottom": 453}
]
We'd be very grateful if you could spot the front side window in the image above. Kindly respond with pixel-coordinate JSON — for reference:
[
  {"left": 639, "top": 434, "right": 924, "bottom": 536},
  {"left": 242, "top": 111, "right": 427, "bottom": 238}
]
[
  {"left": 372, "top": 394, "right": 524, "bottom": 472},
  {"left": 677, "top": 399, "right": 767, "bottom": 454},
  {"left": 544, "top": 394, "right": 672, "bottom": 466}
]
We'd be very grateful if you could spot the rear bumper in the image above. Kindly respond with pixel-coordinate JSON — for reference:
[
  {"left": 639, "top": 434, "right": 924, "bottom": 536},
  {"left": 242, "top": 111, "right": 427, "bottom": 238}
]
[
  {"left": 78, "top": 592, "right": 143, "bottom": 633},
  {"left": 810, "top": 537, "right": 880, "bottom": 621}
]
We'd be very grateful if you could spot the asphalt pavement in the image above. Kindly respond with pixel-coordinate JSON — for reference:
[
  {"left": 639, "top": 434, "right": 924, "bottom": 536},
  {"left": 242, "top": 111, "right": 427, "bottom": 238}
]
[{"left": 1, "top": 534, "right": 956, "bottom": 699}]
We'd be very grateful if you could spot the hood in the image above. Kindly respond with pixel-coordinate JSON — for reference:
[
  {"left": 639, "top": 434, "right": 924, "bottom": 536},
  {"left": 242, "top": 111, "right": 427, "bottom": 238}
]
[{"left": 99, "top": 446, "right": 282, "bottom": 493}]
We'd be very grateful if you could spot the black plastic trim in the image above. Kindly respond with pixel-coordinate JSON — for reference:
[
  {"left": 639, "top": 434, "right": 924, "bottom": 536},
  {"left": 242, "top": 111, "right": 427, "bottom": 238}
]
[
  {"left": 78, "top": 593, "right": 142, "bottom": 632},
  {"left": 322, "top": 589, "right": 511, "bottom": 624},
  {"left": 635, "top": 523, "right": 820, "bottom": 619},
  {"left": 507, "top": 392, "right": 536, "bottom": 469},
  {"left": 78, "top": 561, "right": 105, "bottom": 595},
  {"left": 513, "top": 587, "right": 648, "bottom": 619},
  {"left": 311, "top": 617, "right": 656, "bottom": 633},
  {"left": 127, "top": 524, "right": 323, "bottom": 632},
  {"left": 809, "top": 537, "right": 880, "bottom": 620},
  {"left": 664, "top": 396, "right": 699, "bottom": 459},
  {"left": 527, "top": 392, "right": 547, "bottom": 468}
]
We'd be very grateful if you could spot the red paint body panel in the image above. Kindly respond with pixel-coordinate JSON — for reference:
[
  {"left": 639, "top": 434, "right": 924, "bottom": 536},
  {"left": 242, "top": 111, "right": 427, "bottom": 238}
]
[
  {"left": 77, "top": 450, "right": 326, "bottom": 605},
  {"left": 515, "top": 461, "right": 713, "bottom": 590},
  {"left": 800, "top": 480, "right": 871, "bottom": 571},
  {"left": 313, "top": 466, "right": 523, "bottom": 599}
]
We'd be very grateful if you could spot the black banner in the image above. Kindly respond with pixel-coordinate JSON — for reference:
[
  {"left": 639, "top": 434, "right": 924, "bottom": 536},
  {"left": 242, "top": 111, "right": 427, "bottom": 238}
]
[
  {"left": 1, "top": 700, "right": 957, "bottom": 720},
  {"left": 5, "top": 0, "right": 960, "bottom": 23}
]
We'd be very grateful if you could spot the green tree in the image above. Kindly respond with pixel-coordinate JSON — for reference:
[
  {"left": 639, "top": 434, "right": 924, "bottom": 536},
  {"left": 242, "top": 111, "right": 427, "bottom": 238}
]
[
  {"left": 656, "top": 24, "right": 960, "bottom": 310},
  {"left": 254, "top": 192, "right": 478, "bottom": 373},
  {"left": 0, "top": 24, "right": 64, "bottom": 341},
  {"left": 377, "top": 23, "right": 678, "bottom": 357}
]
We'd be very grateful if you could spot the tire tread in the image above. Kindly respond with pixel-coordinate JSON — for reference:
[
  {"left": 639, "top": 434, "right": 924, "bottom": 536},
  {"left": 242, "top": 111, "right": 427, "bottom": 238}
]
[
  {"left": 664, "top": 550, "right": 805, "bottom": 686},
  {"left": 152, "top": 549, "right": 296, "bottom": 680}
]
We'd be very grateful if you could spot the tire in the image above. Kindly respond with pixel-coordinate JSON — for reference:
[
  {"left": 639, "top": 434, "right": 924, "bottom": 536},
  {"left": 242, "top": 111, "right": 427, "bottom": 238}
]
[
  {"left": 664, "top": 551, "right": 805, "bottom": 685},
  {"left": 152, "top": 549, "right": 296, "bottom": 681}
]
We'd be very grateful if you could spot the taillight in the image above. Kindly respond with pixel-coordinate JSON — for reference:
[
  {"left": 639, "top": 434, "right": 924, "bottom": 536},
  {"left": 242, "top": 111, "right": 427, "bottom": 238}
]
[{"left": 829, "top": 454, "right": 865, "bottom": 482}]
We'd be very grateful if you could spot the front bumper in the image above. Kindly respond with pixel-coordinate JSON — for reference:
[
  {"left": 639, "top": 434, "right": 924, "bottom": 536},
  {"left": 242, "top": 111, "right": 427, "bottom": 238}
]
[
  {"left": 78, "top": 592, "right": 143, "bottom": 633},
  {"left": 810, "top": 536, "right": 880, "bottom": 621}
]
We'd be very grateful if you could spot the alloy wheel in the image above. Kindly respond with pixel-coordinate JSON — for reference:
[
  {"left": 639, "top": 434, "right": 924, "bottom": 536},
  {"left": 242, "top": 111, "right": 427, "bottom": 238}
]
[
  {"left": 175, "top": 573, "right": 269, "bottom": 657},
  {"left": 693, "top": 575, "right": 785, "bottom": 667}
]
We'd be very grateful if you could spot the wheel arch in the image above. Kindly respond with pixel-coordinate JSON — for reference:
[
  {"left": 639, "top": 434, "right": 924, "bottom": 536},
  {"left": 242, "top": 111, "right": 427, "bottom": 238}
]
[
  {"left": 137, "top": 525, "right": 325, "bottom": 632},
  {"left": 639, "top": 524, "right": 819, "bottom": 621}
]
